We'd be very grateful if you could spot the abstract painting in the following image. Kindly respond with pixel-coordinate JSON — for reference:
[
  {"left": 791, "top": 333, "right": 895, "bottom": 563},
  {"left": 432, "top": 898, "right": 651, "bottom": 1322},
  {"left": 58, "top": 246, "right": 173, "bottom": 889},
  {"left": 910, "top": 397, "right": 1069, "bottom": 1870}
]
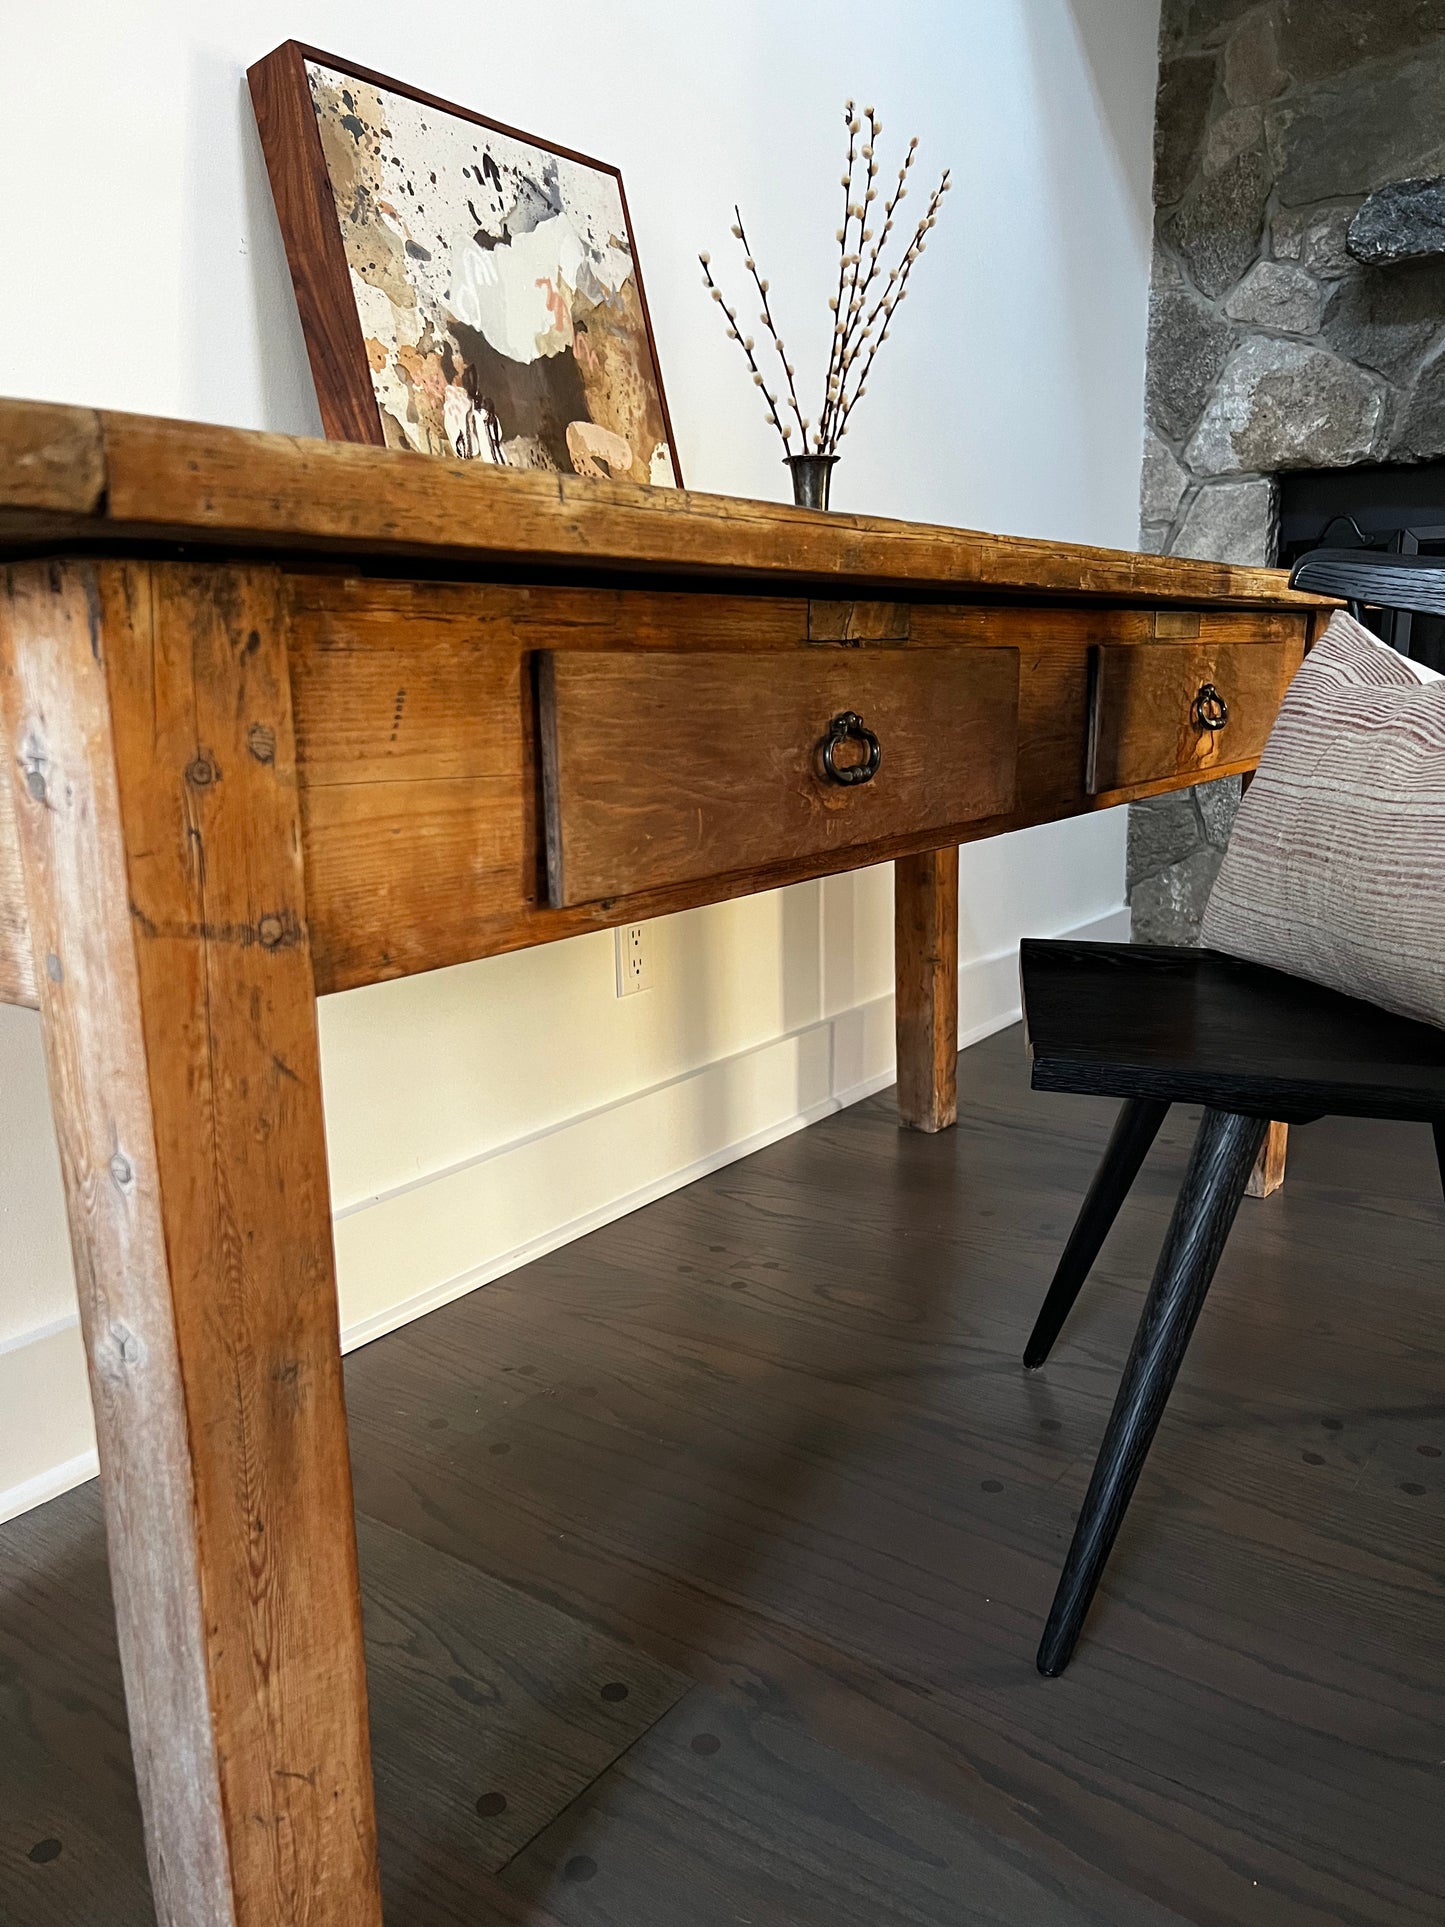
[{"left": 250, "top": 44, "right": 680, "bottom": 485}]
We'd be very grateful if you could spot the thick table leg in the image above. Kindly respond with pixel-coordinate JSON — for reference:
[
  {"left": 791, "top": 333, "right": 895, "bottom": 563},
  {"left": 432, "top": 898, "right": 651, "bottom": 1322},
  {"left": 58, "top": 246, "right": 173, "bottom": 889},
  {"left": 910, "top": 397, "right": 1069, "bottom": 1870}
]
[
  {"left": 0, "top": 560, "right": 382, "bottom": 1927},
  {"left": 1246, "top": 1119, "right": 1289, "bottom": 1197},
  {"left": 894, "top": 846, "right": 959, "bottom": 1132}
]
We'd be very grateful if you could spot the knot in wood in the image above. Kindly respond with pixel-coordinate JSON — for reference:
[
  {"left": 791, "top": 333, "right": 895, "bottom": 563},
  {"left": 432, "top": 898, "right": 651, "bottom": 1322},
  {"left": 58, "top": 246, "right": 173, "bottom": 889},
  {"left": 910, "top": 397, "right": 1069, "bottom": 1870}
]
[
  {"left": 22, "top": 734, "right": 49, "bottom": 805},
  {"left": 186, "top": 754, "right": 219, "bottom": 788},
  {"left": 257, "top": 914, "right": 287, "bottom": 949},
  {"left": 109, "top": 1151, "right": 134, "bottom": 1189},
  {"left": 99, "top": 1321, "right": 145, "bottom": 1379}
]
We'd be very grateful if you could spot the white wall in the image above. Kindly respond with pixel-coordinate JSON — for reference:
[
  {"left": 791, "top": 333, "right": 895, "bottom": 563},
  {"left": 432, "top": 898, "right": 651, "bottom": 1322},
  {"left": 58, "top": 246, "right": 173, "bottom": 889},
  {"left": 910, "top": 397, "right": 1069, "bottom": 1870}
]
[{"left": 0, "top": 0, "right": 1159, "bottom": 1517}]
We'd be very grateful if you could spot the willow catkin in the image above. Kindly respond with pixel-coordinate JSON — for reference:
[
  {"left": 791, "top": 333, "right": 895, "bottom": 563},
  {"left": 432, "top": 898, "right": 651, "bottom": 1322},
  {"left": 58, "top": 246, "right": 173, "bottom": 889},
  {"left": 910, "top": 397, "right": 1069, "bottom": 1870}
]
[{"left": 698, "top": 103, "right": 950, "bottom": 461}]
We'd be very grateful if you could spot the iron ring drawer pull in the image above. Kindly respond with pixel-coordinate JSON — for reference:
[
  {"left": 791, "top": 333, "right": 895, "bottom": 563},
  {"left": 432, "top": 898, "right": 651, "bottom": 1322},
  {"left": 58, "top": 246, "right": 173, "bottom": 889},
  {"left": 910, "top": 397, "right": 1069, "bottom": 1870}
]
[
  {"left": 1192, "top": 682, "right": 1230, "bottom": 732},
  {"left": 820, "top": 711, "right": 882, "bottom": 786}
]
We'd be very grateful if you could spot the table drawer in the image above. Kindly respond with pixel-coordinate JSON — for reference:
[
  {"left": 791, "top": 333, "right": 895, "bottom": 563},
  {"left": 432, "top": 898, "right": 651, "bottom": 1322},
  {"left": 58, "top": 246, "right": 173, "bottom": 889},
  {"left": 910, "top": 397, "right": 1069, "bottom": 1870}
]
[
  {"left": 1086, "top": 636, "right": 1304, "bottom": 795},
  {"left": 538, "top": 647, "right": 1019, "bottom": 907}
]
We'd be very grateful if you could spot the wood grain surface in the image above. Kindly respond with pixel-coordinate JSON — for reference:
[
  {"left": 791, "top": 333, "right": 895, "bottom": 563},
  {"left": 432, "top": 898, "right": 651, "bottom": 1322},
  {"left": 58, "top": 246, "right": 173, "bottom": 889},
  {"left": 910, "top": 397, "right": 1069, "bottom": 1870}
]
[
  {"left": 0, "top": 396, "right": 1331, "bottom": 610},
  {"left": 894, "top": 847, "right": 960, "bottom": 1132},
  {"left": 4, "top": 1029, "right": 1437, "bottom": 1926},
  {"left": 0, "top": 558, "right": 381, "bottom": 1927},
  {"left": 0, "top": 1485, "right": 679, "bottom": 1927},
  {"left": 503, "top": 1687, "right": 1189, "bottom": 1927},
  {"left": 1, "top": 547, "right": 1312, "bottom": 1012},
  {"left": 1023, "top": 941, "right": 1445, "bottom": 1121},
  {"left": 0, "top": 722, "right": 35, "bottom": 1005},
  {"left": 1035, "top": 1104, "right": 1270, "bottom": 1675},
  {"left": 538, "top": 647, "right": 1019, "bottom": 905},
  {"left": 94, "top": 405, "right": 1325, "bottom": 600},
  {"left": 1247, "top": 1118, "right": 1290, "bottom": 1197},
  {"left": 1086, "top": 637, "right": 1304, "bottom": 793},
  {"left": 248, "top": 43, "right": 384, "bottom": 447},
  {"left": 271, "top": 574, "right": 1311, "bottom": 991},
  {"left": 357, "top": 1512, "right": 687, "bottom": 1895},
  {"left": 1, "top": 563, "right": 240, "bottom": 1926},
  {"left": 357, "top": 1046, "right": 1445, "bottom": 1927},
  {"left": 0, "top": 399, "right": 105, "bottom": 516},
  {"left": 808, "top": 598, "right": 913, "bottom": 642}
]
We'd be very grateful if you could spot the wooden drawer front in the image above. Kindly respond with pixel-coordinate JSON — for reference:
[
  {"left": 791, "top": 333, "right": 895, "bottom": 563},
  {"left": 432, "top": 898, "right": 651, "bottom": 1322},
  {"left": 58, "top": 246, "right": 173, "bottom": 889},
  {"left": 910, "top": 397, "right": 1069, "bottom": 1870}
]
[
  {"left": 539, "top": 647, "right": 1019, "bottom": 907},
  {"left": 1086, "top": 636, "right": 1304, "bottom": 795}
]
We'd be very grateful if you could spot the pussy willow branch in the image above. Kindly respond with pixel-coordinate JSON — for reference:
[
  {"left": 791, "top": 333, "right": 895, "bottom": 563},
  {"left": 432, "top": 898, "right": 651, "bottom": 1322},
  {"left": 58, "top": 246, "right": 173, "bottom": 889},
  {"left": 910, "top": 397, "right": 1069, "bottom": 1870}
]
[
  {"left": 731, "top": 205, "right": 808, "bottom": 443},
  {"left": 701, "top": 103, "right": 950, "bottom": 464},
  {"left": 822, "top": 130, "right": 918, "bottom": 447},
  {"left": 820, "top": 105, "right": 883, "bottom": 451},
  {"left": 698, "top": 254, "right": 792, "bottom": 444},
  {"left": 834, "top": 171, "right": 951, "bottom": 440},
  {"left": 821, "top": 105, "right": 876, "bottom": 450},
  {"left": 819, "top": 101, "right": 861, "bottom": 449}
]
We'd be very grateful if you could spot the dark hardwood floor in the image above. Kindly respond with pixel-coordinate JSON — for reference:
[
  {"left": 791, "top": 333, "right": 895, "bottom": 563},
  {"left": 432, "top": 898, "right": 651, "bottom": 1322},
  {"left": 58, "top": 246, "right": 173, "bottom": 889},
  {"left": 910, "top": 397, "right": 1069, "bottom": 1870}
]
[{"left": 1, "top": 1025, "right": 1441, "bottom": 1926}]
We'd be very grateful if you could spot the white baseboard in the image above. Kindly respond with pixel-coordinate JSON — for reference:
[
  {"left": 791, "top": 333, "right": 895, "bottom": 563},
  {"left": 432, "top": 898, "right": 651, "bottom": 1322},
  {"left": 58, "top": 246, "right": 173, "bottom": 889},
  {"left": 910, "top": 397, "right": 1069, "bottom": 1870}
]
[
  {"left": 0, "top": 1318, "right": 97, "bottom": 1524},
  {"left": 0, "top": 901, "right": 1127, "bottom": 1522},
  {"left": 333, "top": 902, "right": 1127, "bottom": 1350},
  {"left": 334, "top": 999, "right": 899, "bottom": 1352}
]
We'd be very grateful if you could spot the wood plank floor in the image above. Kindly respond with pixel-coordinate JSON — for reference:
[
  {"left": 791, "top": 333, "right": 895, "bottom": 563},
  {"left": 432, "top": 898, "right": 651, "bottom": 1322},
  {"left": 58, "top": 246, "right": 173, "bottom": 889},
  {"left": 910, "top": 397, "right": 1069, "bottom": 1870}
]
[{"left": 2, "top": 1025, "right": 1441, "bottom": 1925}]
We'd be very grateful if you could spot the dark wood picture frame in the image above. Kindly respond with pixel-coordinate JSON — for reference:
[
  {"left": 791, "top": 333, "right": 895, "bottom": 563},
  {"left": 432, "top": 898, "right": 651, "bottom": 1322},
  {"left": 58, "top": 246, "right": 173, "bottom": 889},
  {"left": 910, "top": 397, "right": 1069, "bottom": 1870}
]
[{"left": 248, "top": 40, "right": 682, "bottom": 483}]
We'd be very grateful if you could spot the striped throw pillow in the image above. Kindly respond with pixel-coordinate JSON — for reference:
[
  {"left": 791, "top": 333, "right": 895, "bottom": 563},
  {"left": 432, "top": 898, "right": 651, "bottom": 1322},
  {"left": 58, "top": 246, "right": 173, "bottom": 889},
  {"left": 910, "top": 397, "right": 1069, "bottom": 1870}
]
[{"left": 1202, "top": 608, "right": 1445, "bottom": 1029}]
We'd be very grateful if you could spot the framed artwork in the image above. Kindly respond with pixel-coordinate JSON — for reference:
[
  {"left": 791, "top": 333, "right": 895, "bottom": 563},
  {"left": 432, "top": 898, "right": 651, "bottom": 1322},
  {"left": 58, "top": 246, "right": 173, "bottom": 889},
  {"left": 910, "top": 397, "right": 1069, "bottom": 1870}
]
[{"left": 249, "top": 42, "right": 681, "bottom": 486}]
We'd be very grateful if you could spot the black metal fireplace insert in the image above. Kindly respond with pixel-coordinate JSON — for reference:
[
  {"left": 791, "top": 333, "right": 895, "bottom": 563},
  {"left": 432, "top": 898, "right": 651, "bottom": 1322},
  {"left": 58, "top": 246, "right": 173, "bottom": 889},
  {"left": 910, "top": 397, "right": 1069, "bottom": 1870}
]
[{"left": 1277, "top": 461, "right": 1445, "bottom": 673}]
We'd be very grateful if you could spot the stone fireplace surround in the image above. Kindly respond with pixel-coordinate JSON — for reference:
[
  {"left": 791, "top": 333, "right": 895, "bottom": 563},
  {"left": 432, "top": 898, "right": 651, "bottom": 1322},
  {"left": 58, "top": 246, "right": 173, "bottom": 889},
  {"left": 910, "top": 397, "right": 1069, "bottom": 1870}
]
[{"left": 1129, "top": 0, "right": 1445, "bottom": 942}]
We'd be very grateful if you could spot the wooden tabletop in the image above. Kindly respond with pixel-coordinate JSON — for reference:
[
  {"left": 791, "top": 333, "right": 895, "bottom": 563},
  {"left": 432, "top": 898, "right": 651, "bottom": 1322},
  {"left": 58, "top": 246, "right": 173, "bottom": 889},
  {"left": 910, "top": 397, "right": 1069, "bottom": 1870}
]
[{"left": 0, "top": 397, "right": 1327, "bottom": 607}]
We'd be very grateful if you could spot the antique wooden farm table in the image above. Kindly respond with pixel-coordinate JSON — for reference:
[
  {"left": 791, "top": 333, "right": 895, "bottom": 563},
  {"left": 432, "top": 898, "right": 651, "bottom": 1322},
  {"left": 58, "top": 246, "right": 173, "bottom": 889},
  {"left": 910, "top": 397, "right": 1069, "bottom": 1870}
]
[{"left": 0, "top": 397, "right": 1330, "bottom": 1925}]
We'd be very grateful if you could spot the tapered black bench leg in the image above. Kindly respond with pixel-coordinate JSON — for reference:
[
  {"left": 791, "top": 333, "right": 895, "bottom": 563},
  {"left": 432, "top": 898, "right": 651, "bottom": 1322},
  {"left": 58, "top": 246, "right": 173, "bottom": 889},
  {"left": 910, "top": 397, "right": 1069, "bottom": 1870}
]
[
  {"left": 1024, "top": 1098, "right": 1170, "bottom": 1369},
  {"left": 1433, "top": 1120, "right": 1445, "bottom": 1205},
  {"left": 1037, "top": 1107, "right": 1268, "bottom": 1677}
]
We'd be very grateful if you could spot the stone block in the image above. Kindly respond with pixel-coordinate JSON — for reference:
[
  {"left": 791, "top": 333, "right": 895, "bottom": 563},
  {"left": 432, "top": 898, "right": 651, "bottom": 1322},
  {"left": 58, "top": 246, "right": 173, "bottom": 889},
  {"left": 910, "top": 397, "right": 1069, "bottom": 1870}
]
[
  {"left": 1223, "top": 260, "right": 1323, "bottom": 334},
  {"left": 1276, "top": 0, "right": 1445, "bottom": 87},
  {"left": 1224, "top": 10, "right": 1286, "bottom": 105},
  {"left": 1184, "top": 337, "right": 1386, "bottom": 473},
  {"left": 1185, "top": 0, "right": 1263, "bottom": 47},
  {"left": 1165, "top": 147, "right": 1273, "bottom": 297},
  {"left": 1152, "top": 240, "right": 1188, "bottom": 291},
  {"left": 1194, "top": 773, "right": 1243, "bottom": 848},
  {"left": 1270, "top": 202, "right": 1359, "bottom": 275},
  {"left": 1205, "top": 106, "right": 1263, "bottom": 176},
  {"left": 1128, "top": 844, "right": 1224, "bottom": 946},
  {"left": 1322, "top": 257, "right": 1445, "bottom": 382},
  {"left": 1391, "top": 343, "right": 1445, "bottom": 460},
  {"left": 1140, "top": 432, "right": 1190, "bottom": 526},
  {"left": 1347, "top": 176, "right": 1445, "bottom": 266},
  {"left": 1128, "top": 787, "right": 1205, "bottom": 880},
  {"left": 1267, "top": 48, "right": 1445, "bottom": 203},
  {"left": 1168, "top": 478, "right": 1276, "bottom": 564},
  {"left": 1154, "top": 54, "right": 1216, "bottom": 204},
  {"left": 1145, "top": 289, "right": 1235, "bottom": 441},
  {"left": 1158, "top": 4, "right": 1189, "bottom": 60}
]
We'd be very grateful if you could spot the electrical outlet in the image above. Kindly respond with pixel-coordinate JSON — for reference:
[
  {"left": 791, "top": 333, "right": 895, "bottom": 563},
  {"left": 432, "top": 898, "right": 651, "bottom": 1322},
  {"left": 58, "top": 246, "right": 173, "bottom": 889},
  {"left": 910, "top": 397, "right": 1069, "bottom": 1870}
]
[{"left": 614, "top": 922, "right": 653, "bottom": 996}]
